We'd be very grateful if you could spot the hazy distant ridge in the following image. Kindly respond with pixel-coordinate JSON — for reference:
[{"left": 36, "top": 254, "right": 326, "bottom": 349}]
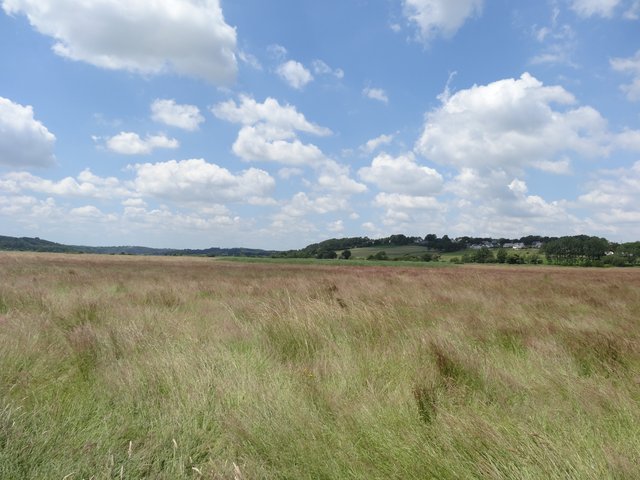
[{"left": 0, "top": 235, "right": 276, "bottom": 257}]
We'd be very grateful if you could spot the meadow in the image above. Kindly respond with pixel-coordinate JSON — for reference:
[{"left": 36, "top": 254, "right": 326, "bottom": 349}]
[{"left": 1, "top": 252, "right": 639, "bottom": 479}]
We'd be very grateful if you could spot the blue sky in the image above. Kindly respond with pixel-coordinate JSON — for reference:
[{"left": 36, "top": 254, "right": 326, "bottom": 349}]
[{"left": 1, "top": 0, "right": 639, "bottom": 249}]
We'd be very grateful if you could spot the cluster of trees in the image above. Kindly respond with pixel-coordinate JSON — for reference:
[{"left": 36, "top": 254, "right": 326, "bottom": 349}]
[
  {"left": 275, "top": 235, "right": 424, "bottom": 258},
  {"left": 541, "top": 236, "right": 639, "bottom": 266},
  {"left": 278, "top": 233, "right": 639, "bottom": 267},
  {"left": 365, "top": 251, "right": 440, "bottom": 262},
  {"left": 542, "top": 236, "right": 609, "bottom": 265},
  {"left": 276, "top": 233, "right": 566, "bottom": 260},
  {"left": 452, "top": 247, "right": 542, "bottom": 265},
  {"left": 605, "top": 242, "right": 640, "bottom": 266}
]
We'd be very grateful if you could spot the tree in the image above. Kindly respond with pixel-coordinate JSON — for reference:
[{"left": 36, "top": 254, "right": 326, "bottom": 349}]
[
  {"left": 473, "top": 246, "right": 494, "bottom": 263},
  {"left": 340, "top": 249, "right": 352, "bottom": 260},
  {"left": 367, "top": 251, "right": 388, "bottom": 261},
  {"left": 542, "top": 235, "right": 609, "bottom": 265},
  {"left": 496, "top": 248, "right": 507, "bottom": 264},
  {"left": 316, "top": 249, "right": 337, "bottom": 259}
]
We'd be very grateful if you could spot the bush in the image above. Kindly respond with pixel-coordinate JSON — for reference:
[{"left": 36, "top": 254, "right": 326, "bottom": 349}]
[
  {"left": 367, "top": 251, "right": 389, "bottom": 261},
  {"left": 316, "top": 249, "right": 337, "bottom": 259}
]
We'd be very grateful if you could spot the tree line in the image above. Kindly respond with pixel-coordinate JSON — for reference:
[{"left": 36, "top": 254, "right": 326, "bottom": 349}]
[{"left": 275, "top": 234, "right": 640, "bottom": 267}]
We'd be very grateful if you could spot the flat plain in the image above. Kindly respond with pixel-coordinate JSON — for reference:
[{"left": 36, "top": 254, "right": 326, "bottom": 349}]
[{"left": 1, "top": 252, "right": 639, "bottom": 479}]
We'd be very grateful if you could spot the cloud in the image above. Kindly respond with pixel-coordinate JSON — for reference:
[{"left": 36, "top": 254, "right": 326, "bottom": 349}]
[
  {"left": 362, "top": 87, "right": 389, "bottom": 104},
  {"left": 277, "top": 192, "right": 348, "bottom": 218},
  {"left": 278, "top": 167, "right": 304, "bottom": 179},
  {"left": 231, "top": 124, "right": 326, "bottom": 165},
  {"left": 0, "top": 169, "right": 130, "bottom": 198},
  {"left": 577, "top": 161, "right": 640, "bottom": 237},
  {"left": 402, "top": 0, "right": 483, "bottom": 42},
  {"left": 359, "top": 152, "right": 443, "bottom": 195},
  {"left": 578, "top": 161, "right": 640, "bottom": 209},
  {"left": 2, "top": 0, "right": 237, "bottom": 85},
  {"left": 123, "top": 204, "right": 241, "bottom": 231},
  {"left": 360, "top": 133, "right": 394, "bottom": 153},
  {"left": 267, "top": 44, "right": 287, "bottom": 60},
  {"left": 131, "top": 158, "right": 275, "bottom": 203},
  {"left": 625, "top": 0, "right": 640, "bottom": 19},
  {"left": 374, "top": 192, "right": 442, "bottom": 210},
  {"left": 415, "top": 73, "right": 610, "bottom": 172},
  {"left": 105, "top": 132, "right": 179, "bottom": 155},
  {"left": 151, "top": 99, "right": 204, "bottom": 131},
  {"left": 446, "top": 169, "right": 570, "bottom": 222},
  {"left": 529, "top": 9, "right": 577, "bottom": 67},
  {"left": 212, "top": 95, "right": 331, "bottom": 135},
  {"left": 0, "top": 96, "right": 56, "bottom": 167},
  {"left": 317, "top": 160, "right": 367, "bottom": 194},
  {"left": 611, "top": 50, "right": 640, "bottom": 101},
  {"left": 276, "top": 60, "right": 314, "bottom": 89},
  {"left": 570, "top": 0, "right": 621, "bottom": 17},
  {"left": 212, "top": 95, "right": 331, "bottom": 165},
  {"left": 532, "top": 158, "right": 573, "bottom": 175},
  {"left": 311, "top": 60, "right": 344, "bottom": 79},
  {"left": 371, "top": 192, "right": 447, "bottom": 232},
  {"left": 214, "top": 95, "right": 364, "bottom": 191},
  {"left": 0, "top": 194, "right": 61, "bottom": 220},
  {"left": 69, "top": 205, "right": 110, "bottom": 219},
  {"left": 238, "top": 50, "right": 262, "bottom": 70},
  {"left": 615, "top": 129, "right": 640, "bottom": 150},
  {"left": 327, "top": 220, "right": 345, "bottom": 233}
]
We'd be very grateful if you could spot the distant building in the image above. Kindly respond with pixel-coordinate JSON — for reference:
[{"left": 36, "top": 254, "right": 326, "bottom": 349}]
[{"left": 503, "top": 242, "right": 525, "bottom": 249}]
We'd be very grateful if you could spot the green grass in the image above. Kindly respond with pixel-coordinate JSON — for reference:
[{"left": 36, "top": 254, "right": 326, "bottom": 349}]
[
  {"left": 347, "top": 244, "right": 435, "bottom": 259},
  {"left": 1, "top": 252, "right": 639, "bottom": 479}
]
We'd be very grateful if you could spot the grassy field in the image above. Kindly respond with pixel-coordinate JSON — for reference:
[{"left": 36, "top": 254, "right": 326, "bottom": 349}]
[
  {"left": 1, "top": 252, "right": 639, "bottom": 479},
  {"left": 347, "top": 244, "right": 434, "bottom": 259}
]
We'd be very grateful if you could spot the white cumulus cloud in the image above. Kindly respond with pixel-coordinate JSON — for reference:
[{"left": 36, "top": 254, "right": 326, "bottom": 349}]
[
  {"left": 131, "top": 158, "right": 275, "bottom": 203},
  {"left": 415, "top": 73, "right": 610, "bottom": 172},
  {"left": 361, "top": 133, "right": 395, "bottom": 153},
  {"left": 0, "top": 96, "right": 56, "bottom": 167},
  {"left": 106, "top": 132, "right": 179, "bottom": 155},
  {"left": 212, "top": 96, "right": 331, "bottom": 165},
  {"left": 276, "top": 60, "right": 313, "bottom": 89},
  {"left": 317, "top": 160, "right": 367, "bottom": 194},
  {"left": 232, "top": 124, "right": 326, "bottom": 166},
  {"left": 151, "top": 99, "right": 204, "bottom": 131},
  {"left": 611, "top": 50, "right": 640, "bottom": 102},
  {"left": 0, "top": 169, "right": 130, "bottom": 198},
  {"left": 359, "top": 152, "right": 443, "bottom": 195},
  {"left": 212, "top": 95, "right": 331, "bottom": 136},
  {"left": 403, "top": 0, "right": 483, "bottom": 41},
  {"left": 2, "top": 0, "right": 238, "bottom": 85},
  {"left": 362, "top": 87, "right": 389, "bottom": 104},
  {"left": 374, "top": 192, "right": 442, "bottom": 210}
]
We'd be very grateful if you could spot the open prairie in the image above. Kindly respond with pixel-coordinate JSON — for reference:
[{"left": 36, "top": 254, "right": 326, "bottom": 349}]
[{"left": 1, "top": 252, "right": 639, "bottom": 479}]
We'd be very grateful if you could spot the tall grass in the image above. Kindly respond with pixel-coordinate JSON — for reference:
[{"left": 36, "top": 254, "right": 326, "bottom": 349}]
[{"left": 0, "top": 252, "right": 639, "bottom": 479}]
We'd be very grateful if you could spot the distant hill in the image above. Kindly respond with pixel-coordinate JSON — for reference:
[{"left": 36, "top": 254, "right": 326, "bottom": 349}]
[{"left": 0, "top": 235, "right": 276, "bottom": 257}]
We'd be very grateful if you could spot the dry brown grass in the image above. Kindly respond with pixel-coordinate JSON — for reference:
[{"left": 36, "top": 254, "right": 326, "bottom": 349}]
[{"left": 1, "top": 252, "right": 639, "bottom": 479}]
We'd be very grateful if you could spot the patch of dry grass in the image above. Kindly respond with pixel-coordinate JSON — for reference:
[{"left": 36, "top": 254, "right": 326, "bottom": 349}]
[{"left": 1, "top": 252, "right": 639, "bottom": 479}]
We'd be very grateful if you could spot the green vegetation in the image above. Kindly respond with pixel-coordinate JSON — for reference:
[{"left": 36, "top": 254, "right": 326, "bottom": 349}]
[
  {"left": 2, "top": 233, "right": 638, "bottom": 268},
  {"left": 275, "top": 234, "right": 638, "bottom": 268},
  {"left": 0, "top": 234, "right": 275, "bottom": 257},
  {"left": 1, "top": 252, "right": 639, "bottom": 478},
  {"left": 349, "top": 244, "right": 434, "bottom": 259}
]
